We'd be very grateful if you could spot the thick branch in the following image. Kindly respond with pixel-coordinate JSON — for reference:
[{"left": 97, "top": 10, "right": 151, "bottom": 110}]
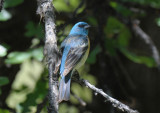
[
  {"left": 132, "top": 20, "right": 160, "bottom": 67},
  {"left": 36, "top": 0, "right": 61, "bottom": 113},
  {"left": 72, "top": 72, "right": 139, "bottom": 113}
]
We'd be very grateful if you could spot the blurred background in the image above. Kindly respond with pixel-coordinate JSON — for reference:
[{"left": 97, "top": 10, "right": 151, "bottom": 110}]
[{"left": 1, "top": 0, "right": 160, "bottom": 113}]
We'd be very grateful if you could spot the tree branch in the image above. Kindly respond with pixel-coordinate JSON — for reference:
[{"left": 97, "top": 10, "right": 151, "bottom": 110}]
[
  {"left": 111, "top": 7, "right": 160, "bottom": 68},
  {"left": 36, "top": 0, "right": 61, "bottom": 113},
  {"left": 72, "top": 71, "right": 139, "bottom": 113},
  {"left": 132, "top": 20, "right": 160, "bottom": 68}
]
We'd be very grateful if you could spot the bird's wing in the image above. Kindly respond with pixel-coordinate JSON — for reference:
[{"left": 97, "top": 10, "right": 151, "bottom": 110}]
[{"left": 62, "top": 35, "right": 88, "bottom": 76}]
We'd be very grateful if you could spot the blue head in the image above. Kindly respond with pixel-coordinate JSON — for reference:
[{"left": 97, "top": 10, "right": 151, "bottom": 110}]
[{"left": 69, "top": 22, "right": 90, "bottom": 36}]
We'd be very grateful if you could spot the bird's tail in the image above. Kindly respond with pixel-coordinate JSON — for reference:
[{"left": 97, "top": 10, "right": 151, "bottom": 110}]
[{"left": 58, "top": 74, "right": 71, "bottom": 102}]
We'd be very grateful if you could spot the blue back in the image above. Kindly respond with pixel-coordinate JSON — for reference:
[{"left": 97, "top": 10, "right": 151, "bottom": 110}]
[{"left": 60, "top": 22, "right": 89, "bottom": 76}]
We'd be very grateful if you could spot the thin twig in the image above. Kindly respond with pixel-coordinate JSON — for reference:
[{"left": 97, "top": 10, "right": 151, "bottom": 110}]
[
  {"left": 36, "top": 96, "right": 48, "bottom": 113},
  {"left": 132, "top": 19, "right": 160, "bottom": 68},
  {"left": 110, "top": 8, "right": 160, "bottom": 69},
  {"left": 71, "top": 91, "right": 86, "bottom": 106},
  {"left": 36, "top": 0, "right": 61, "bottom": 113},
  {"left": 72, "top": 71, "right": 139, "bottom": 113}
]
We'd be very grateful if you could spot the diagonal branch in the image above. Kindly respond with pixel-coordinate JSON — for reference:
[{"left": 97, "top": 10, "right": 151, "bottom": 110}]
[
  {"left": 36, "top": 0, "right": 61, "bottom": 113},
  {"left": 109, "top": 7, "right": 160, "bottom": 69},
  {"left": 132, "top": 20, "right": 160, "bottom": 67},
  {"left": 72, "top": 71, "right": 139, "bottom": 113}
]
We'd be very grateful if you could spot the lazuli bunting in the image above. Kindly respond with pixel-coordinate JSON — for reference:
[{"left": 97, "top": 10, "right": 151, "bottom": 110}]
[{"left": 58, "top": 22, "right": 90, "bottom": 102}]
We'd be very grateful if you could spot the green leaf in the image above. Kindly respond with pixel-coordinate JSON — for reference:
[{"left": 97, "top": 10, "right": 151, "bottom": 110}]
[
  {"left": 20, "top": 72, "right": 47, "bottom": 112},
  {"left": 0, "top": 45, "right": 7, "bottom": 57},
  {"left": 104, "top": 16, "right": 131, "bottom": 47},
  {"left": 118, "top": 29, "right": 131, "bottom": 47},
  {"left": 24, "top": 21, "right": 36, "bottom": 37},
  {"left": 0, "top": 10, "right": 11, "bottom": 21},
  {"left": 5, "top": 47, "right": 43, "bottom": 64},
  {"left": 156, "top": 18, "right": 160, "bottom": 27},
  {"left": 104, "top": 16, "right": 131, "bottom": 56},
  {"left": 31, "top": 47, "right": 43, "bottom": 61},
  {"left": 59, "top": 103, "right": 79, "bottom": 113},
  {"left": 6, "top": 60, "right": 45, "bottom": 111},
  {"left": 5, "top": 51, "right": 32, "bottom": 64},
  {"left": 24, "top": 21, "right": 44, "bottom": 39},
  {"left": 4, "top": 0, "right": 24, "bottom": 8},
  {"left": 53, "top": 0, "right": 82, "bottom": 12},
  {"left": 87, "top": 45, "right": 102, "bottom": 64},
  {"left": 0, "top": 77, "right": 9, "bottom": 86},
  {"left": 109, "top": 1, "right": 132, "bottom": 17},
  {"left": 0, "top": 109, "right": 9, "bottom": 113},
  {"left": 120, "top": 47, "right": 156, "bottom": 67}
]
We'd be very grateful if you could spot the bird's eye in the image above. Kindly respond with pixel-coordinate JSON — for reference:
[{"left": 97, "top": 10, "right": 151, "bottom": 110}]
[{"left": 78, "top": 24, "right": 85, "bottom": 28}]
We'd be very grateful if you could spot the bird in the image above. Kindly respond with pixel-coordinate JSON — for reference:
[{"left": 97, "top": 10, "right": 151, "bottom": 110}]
[{"left": 58, "top": 22, "right": 90, "bottom": 102}]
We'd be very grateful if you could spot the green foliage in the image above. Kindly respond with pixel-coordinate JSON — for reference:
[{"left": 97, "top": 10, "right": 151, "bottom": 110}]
[
  {"left": 120, "top": 47, "right": 156, "bottom": 67},
  {"left": 71, "top": 69, "right": 97, "bottom": 104},
  {"left": 104, "top": 16, "right": 131, "bottom": 47},
  {"left": 4, "top": 0, "right": 24, "bottom": 8},
  {"left": 31, "top": 48, "right": 44, "bottom": 61},
  {"left": 105, "top": 38, "right": 117, "bottom": 56},
  {"left": 71, "top": 83, "right": 92, "bottom": 103},
  {"left": 155, "top": 18, "right": 160, "bottom": 27},
  {"left": 59, "top": 103, "right": 79, "bottom": 113},
  {"left": 0, "top": 10, "right": 11, "bottom": 21},
  {"left": 0, "top": 77, "right": 9, "bottom": 87},
  {"left": 5, "top": 47, "right": 43, "bottom": 64},
  {"left": 5, "top": 51, "right": 31, "bottom": 64},
  {"left": 6, "top": 60, "right": 45, "bottom": 112},
  {"left": 104, "top": 16, "right": 131, "bottom": 56},
  {"left": 104, "top": 16, "right": 156, "bottom": 67},
  {"left": 0, "top": 77, "right": 9, "bottom": 95},
  {"left": 20, "top": 72, "right": 48, "bottom": 112},
  {"left": 53, "top": 0, "right": 84, "bottom": 13},
  {"left": 0, "top": 109, "right": 9, "bottom": 113},
  {"left": 0, "top": 0, "right": 24, "bottom": 21},
  {"left": 25, "top": 21, "right": 44, "bottom": 39},
  {"left": 110, "top": 1, "right": 132, "bottom": 17},
  {"left": 87, "top": 45, "right": 102, "bottom": 64}
]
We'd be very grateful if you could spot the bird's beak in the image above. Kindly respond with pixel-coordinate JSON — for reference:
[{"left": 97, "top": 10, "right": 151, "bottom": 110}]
[{"left": 84, "top": 25, "right": 91, "bottom": 29}]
